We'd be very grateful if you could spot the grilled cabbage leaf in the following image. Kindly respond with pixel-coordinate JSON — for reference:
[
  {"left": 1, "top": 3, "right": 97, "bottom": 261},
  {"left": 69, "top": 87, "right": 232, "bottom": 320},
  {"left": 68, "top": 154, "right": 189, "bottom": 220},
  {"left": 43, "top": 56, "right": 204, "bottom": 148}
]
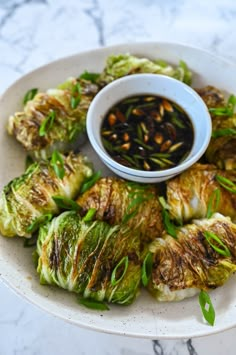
[
  {"left": 148, "top": 213, "right": 236, "bottom": 302},
  {"left": 166, "top": 163, "right": 236, "bottom": 223},
  {"left": 0, "top": 152, "right": 93, "bottom": 238},
  {"left": 196, "top": 86, "right": 236, "bottom": 170},
  {"left": 36, "top": 211, "right": 141, "bottom": 305},
  {"left": 7, "top": 78, "right": 99, "bottom": 159},
  {"left": 77, "top": 177, "right": 164, "bottom": 244},
  {"left": 98, "top": 54, "right": 192, "bottom": 86}
]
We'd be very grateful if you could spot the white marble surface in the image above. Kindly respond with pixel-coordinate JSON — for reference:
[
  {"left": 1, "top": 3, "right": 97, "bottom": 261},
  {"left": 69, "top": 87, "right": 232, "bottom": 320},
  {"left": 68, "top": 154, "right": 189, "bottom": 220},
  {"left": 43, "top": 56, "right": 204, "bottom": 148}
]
[{"left": 1, "top": 0, "right": 236, "bottom": 354}]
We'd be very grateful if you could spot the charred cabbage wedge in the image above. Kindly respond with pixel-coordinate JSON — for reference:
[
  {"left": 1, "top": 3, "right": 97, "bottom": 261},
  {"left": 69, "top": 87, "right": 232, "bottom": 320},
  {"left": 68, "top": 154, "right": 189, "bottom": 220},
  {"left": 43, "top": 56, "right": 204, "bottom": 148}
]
[
  {"left": 0, "top": 152, "right": 93, "bottom": 238},
  {"left": 166, "top": 163, "right": 236, "bottom": 223},
  {"left": 197, "top": 86, "right": 236, "bottom": 170},
  {"left": 148, "top": 213, "right": 236, "bottom": 302},
  {"left": 77, "top": 177, "right": 164, "bottom": 245},
  {"left": 36, "top": 211, "right": 141, "bottom": 305},
  {"left": 98, "top": 54, "right": 192, "bottom": 86},
  {"left": 8, "top": 78, "right": 99, "bottom": 160}
]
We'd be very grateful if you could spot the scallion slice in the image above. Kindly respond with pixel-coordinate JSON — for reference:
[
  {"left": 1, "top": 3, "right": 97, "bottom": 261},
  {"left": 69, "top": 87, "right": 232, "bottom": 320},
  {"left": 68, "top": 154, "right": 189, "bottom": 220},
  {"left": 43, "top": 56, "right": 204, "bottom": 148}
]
[
  {"left": 141, "top": 252, "right": 153, "bottom": 286},
  {"left": 216, "top": 175, "right": 236, "bottom": 193},
  {"left": 52, "top": 196, "right": 80, "bottom": 211},
  {"left": 83, "top": 208, "right": 97, "bottom": 222},
  {"left": 79, "top": 71, "right": 100, "bottom": 83},
  {"left": 198, "top": 290, "right": 215, "bottom": 326},
  {"left": 39, "top": 110, "right": 56, "bottom": 136},
  {"left": 211, "top": 128, "right": 236, "bottom": 138},
  {"left": 203, "top": 231, "right": 231, "bottom": 257},
  {"left": 26, "top": 213, "right": 53, "bottom": 233},
  {"left": 111, "top": 256, "right": 129, "bottom": 286},
  {"left": 50, "top": 150, "right": 65, "bottom": 180},
  {"left": 206, "top": 188, "right": 221, "bottom": 218},
  {"left": 77, "top": 297, "right": 109, "bottom": 311},
  {"left": 80, "top": 171, "right": 102, "bottom": 194},
  {"left": 23, "top": 88, "right": 38, "bottom": 105}
]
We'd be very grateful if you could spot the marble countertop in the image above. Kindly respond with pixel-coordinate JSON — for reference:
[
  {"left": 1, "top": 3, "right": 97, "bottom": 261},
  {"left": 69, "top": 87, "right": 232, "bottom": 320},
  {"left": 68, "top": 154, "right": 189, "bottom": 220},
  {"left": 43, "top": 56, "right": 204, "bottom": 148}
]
[{"left": 0, "top": 1, "right": 236, "bottom": 354}]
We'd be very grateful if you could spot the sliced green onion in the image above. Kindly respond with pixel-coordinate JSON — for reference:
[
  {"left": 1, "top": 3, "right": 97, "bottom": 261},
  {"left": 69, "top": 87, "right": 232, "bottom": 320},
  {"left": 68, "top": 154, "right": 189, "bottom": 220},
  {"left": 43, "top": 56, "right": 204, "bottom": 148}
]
[
  {"left": 26, "top": 213, "right": 53, "bottom": 233},
  {"left": 211, "top": 128, "right": 236, "bottom": 138},
  {"left": 52, "top": 196, "right": 80, "bottom": 211},
  {"left": 206, "top": 188, "right": 221, "bottom": 218},
  {"left": 83, "top": 208, "right": 97, "bottom": 222},
  {"left": 79, "top": 171, "right": 102, "bottom": 194},
  {"left": 203, "top": 231, "right": 231, "bottom": 257},
  {"left": 216, "top": 175, "right": 236, "bottom": 193},
  {"left": 199, "top": 290, "right": 215, "bottom": 326},
  {"left": 50, "top": 150, "right": 65, "bottom": 180},
  {"left": 70, "top": 82, "right": 81, "bottom": 109},
  {"left": 23, "top": 88, "right": 38, "bottom": 105},
  {"left": 39, "top": 110, "right": 56, "bottom": 136},
  {"left": 77, "top": 297, "right": 109, "bottom": 310},
  {"left": 162, "top": 209, "right": 177, "bottom": 238},
  {"left": 209, "top": 94, "right": 236, "bottom": 117},
  {"left": 111, "top": 256, "right": 129, "bottom": 286},
  {"left": 158, "top": 196, "right": 170, "bottom": 210},
  {"left": 79, "top": 71, "right": 100, "bottom": 83},
  {"left": 141, "top": 252, "right": 153, "bottom": 287},
  {"left": 122, "top": 209, "right": 138, "bottom": 224},
  {"left": 179, "top": 60, "right": 192, "bottom": 85}
]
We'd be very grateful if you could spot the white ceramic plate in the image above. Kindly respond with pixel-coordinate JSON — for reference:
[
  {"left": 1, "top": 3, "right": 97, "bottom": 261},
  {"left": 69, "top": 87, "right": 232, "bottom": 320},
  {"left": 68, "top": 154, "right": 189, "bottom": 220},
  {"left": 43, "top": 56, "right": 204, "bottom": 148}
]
[{"left": 0, "top": 42, "right": 236, "bottom": 339}]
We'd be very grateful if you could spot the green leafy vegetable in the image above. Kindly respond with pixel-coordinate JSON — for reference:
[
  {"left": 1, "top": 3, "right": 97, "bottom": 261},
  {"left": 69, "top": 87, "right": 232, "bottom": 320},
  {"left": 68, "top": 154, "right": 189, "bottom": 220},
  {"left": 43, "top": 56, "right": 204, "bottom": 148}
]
[
  {"left": 215, "top": 175, "right": 236, "bottom": 193},
  {"left": 70, "top": 82, "right": 81, "bottom": 109},
  {"left": 206, "top": 188, "right": 221, "bottom": 218},
  {"left": 39, "top": 110, "right": 56, "bottom": 136},
  {"left": 203, "top": 231, "right": 231, "bottom": 257},
  {"left": 209, "top": 94, "right": 236, "bottom": 117},
  {"left": 23, "top": 88, "right": 38, "bottom": 105},
  {"left": 52, "top": 196, "right": 81, "bottom": 211},
  {"left": 162, "top": 209, "right": 177, "bottom": 238},
  {"left": 141, "top": 252, "right": 153, "bottom": 286},
  {"left": 83, "top": 208, "right": 97, "bottom": 222},
  {"left": 79, "top": 71, "right": 100, "bottom": 83},
  {"left": 211, "top": 128, "right": 236, "bottom": 138},
  {"left": 198, "top": 290, "right": 215, "bottom": 326},
  {"left": 77, "top": 297, "right": 109, "bottom": 310},
  {"left": 26, "top": 213, "right": 53, "bottom": 233},
  {"left": 50, "top": 150, "right": 65, "bottom": 179},
  {"left": 80, "top": 171, "right": 102, "bottom": 194},
  {"left": 111, "top": 256, "right": 129, "bottom": 286}
]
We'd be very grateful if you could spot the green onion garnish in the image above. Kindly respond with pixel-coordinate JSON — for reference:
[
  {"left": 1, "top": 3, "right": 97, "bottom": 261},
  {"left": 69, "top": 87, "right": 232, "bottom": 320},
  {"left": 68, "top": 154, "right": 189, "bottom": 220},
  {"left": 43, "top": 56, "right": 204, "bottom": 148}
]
[
  {"left": 50, "top": 150, "right": 65, "bottom": 180},
  {"left": 70, "top": 82, "right": 81, "bottom": 109},
  {"left": 83, "top": 208, "right": 97, "bottom": 222},
  {"left": 39, "top": 110, "right": 56, "bottom": 136},
  {"left": 209, "top": 94, "right": 236, "bottom": 117},
  {"left": 111, "top": 256, "right": 129, "bottom": 286},
  {"left": 26, "top": 213, "right": 53, "bottom": 233},
  {"left": 79, "top": 71, "right": 100, "bottom": 83},
  {"left": 52, "top": 196, "right": 80, "bottom": 211},
  {"left": 206, "top": 188, "right": 221, "bottom": 218},
  {"left": 198, "top": 290, "right": 215, "bottom": 326},
  {"left": 23, "top": 88, "right": 38, "bottom": 105},
  {"left": 141, "top": 252, "right": 153, "bottom": 287},
  {"left": 162, "top": 209, "right": 177, "bottom": 238},
  {"left": 211, "top": 128, "right": 236, "bottom": 138},
  {"left": 80, "top": 171, "right": 102, "bottom": 194},
  {"left": 203, "top": 231, "right": 231, "bottom": 257},
  {"left": 216, "top": 175, "right": 236, "bottom": 193},
  {"left": 77, "top": 297, "right": 109, "bottom": 311}
]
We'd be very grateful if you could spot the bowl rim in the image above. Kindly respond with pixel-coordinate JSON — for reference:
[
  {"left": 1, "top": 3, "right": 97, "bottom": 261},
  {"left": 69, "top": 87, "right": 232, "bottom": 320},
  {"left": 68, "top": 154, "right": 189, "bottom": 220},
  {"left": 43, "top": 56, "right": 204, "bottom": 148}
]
[{"left": 86, "top": 73, "right": 212, "bottom": 178}]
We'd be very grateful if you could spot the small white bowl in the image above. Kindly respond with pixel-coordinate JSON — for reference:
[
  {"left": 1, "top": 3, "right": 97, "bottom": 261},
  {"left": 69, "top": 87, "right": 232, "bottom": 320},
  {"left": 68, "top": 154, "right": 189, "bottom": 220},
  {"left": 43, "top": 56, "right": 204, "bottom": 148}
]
[{"left": 86, "top": 74, "right": 212, "bottom": 183}]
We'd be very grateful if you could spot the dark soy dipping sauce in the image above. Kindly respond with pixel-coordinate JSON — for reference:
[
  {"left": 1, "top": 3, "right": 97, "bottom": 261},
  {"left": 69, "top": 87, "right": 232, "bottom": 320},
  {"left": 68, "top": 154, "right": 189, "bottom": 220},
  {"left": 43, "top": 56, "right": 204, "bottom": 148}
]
[{"left": 101, "top": 95, "right": 194, "bottom": 171}]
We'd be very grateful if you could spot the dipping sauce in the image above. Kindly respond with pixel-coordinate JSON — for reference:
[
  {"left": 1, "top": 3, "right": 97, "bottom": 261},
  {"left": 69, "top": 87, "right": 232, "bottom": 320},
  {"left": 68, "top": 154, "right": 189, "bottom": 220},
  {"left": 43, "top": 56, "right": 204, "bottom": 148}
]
[{"left": 101, "top": 95, "right": 194, "bottom": 171}]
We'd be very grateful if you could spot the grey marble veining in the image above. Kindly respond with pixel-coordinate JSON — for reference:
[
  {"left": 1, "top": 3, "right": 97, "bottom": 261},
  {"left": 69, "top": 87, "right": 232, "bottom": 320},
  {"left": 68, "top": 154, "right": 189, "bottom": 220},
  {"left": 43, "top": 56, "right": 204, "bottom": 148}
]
[{"left": 0, "top": 1, "right": 236, "bottom": 354}]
